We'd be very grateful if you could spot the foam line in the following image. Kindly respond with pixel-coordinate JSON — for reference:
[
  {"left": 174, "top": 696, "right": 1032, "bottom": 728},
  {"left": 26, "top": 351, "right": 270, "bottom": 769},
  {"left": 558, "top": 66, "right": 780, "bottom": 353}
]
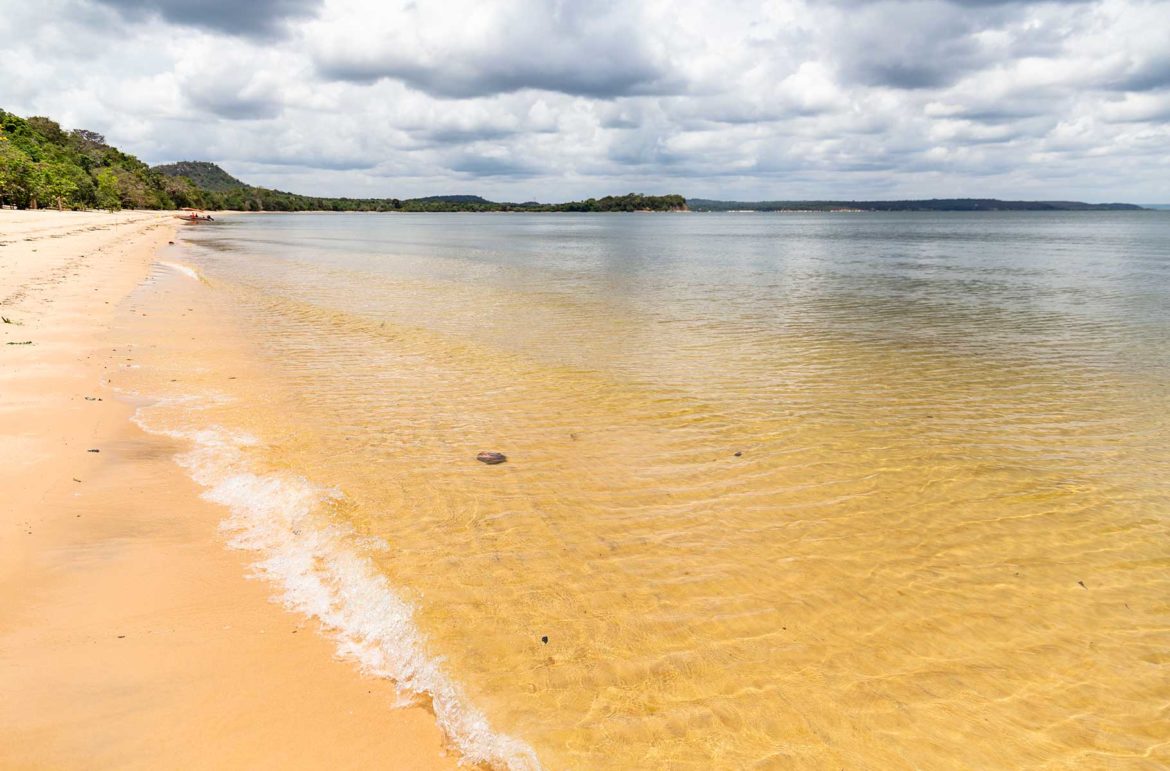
[
  {"left": 132, "top": 408, "right": 542, "bottom": 770},
  {"left": 158, "top": 260, "right": 201, "bottom": 281}
]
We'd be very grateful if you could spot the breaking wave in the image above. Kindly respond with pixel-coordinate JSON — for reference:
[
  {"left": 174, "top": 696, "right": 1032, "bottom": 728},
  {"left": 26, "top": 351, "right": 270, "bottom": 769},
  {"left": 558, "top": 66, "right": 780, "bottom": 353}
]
[{"left": 132, "top": 405, "right": 542, "bottom": 771}]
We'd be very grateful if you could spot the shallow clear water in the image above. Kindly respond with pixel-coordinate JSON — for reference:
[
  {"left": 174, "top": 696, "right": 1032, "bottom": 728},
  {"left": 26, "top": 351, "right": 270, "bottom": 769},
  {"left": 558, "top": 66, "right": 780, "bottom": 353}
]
[{"left": 119, "top": 212, "right": 1170, "bottom": 768}]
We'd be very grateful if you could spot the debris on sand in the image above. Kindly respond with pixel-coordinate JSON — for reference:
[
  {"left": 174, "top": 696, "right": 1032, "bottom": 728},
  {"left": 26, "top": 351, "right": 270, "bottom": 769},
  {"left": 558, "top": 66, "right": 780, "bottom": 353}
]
[{"left": 476, "top": 451, "right": 507, "bottom": 465}]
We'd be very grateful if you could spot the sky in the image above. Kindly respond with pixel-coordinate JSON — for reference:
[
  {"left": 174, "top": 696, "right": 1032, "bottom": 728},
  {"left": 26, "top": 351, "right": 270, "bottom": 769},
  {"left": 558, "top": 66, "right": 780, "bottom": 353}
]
[{"left": 1, "top": 0, "right": 1168, "bottom": 202}]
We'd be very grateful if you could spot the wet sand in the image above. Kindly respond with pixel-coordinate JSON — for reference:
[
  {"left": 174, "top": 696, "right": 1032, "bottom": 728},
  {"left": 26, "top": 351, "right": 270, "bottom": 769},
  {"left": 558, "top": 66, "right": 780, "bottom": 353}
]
[{"left": 0, "top": 211, "right": 456, "bottom": 770}]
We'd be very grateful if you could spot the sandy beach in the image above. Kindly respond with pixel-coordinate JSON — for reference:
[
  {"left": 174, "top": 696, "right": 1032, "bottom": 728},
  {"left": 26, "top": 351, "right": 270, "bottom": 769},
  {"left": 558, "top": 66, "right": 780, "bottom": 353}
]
[{"left": 0, "top": 211, "right": 456, "bottom": 770}]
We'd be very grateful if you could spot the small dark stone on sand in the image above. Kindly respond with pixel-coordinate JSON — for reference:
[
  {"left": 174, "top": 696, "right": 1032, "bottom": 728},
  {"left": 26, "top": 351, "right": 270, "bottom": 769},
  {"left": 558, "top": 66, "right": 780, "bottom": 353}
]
[
  {"left": 541, "top": 635, "right": 549, "bottom": 644},
  {"left": 1078, "top": 580, "right": 1087, "bottom": 589},
  {"left": 477, "top": 451, "right": 507, "bottom": 465},
  {"left": 734, "top": 451, "right": 742, "bottom": 457},
  {"left": 87, "top": 449, "right": 100, "bottom": 453}
]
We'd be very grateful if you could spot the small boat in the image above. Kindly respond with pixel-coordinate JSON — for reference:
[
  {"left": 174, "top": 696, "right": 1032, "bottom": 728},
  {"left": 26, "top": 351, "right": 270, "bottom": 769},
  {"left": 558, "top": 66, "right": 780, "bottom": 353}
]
[{"left": 175, "top": 207, "right": 215, "bottom": 222}]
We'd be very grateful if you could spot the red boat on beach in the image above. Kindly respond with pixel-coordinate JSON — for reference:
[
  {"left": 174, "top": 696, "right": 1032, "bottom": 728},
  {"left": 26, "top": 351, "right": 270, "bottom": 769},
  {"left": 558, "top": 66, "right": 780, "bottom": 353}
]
[{"left": 175, "top": 207, "right": 215, "bottom": 222}]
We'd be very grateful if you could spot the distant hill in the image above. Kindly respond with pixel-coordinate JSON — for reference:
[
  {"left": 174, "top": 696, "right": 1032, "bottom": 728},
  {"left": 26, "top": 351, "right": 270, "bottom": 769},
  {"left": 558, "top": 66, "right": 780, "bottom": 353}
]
[
  {"left": 152, "top": 160, "right": 688, "bottom": 213},
  {"left": 410, "top": 194, "right": 494, "bottom": 204},
  {"left": 0, "top": 108, "right": 687, "bottom": 213},
  {"left": 688, "top": 198, "right": 1145, "bottom": 212},
  {"left": 153, "top": 161, "right": 247, "bottom": 192}
]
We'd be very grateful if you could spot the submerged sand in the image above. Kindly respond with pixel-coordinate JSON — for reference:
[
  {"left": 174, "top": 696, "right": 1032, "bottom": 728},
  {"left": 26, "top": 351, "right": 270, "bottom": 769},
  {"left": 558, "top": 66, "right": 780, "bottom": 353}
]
[
  {"left": 0, "top": 211, "right": 457, "bottom": 770},
  {"left": 147, "top": 211, "right": 1170, "bottom": 769}
]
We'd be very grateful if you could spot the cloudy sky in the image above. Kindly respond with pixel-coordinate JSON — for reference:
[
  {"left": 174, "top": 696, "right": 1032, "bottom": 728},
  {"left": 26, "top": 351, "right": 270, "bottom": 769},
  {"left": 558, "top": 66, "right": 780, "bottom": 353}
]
[{"left": 2, "top": 0, "right": 1168, "bottom": 202}]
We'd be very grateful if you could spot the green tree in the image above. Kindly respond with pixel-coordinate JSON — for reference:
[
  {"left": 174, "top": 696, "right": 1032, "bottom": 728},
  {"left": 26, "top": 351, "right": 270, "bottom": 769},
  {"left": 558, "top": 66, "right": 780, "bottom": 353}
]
[
  {"left": 27, "top": 116, "right": 68, "bottom": 145},
  {"left": 0, "top": 139, "right": 32, "bottom": 207},
  {"left": 38, "top": 161, "right": 81, "bottom": 210},
  {"left": 95, "top": 169, "right": 121, "bottom": 211}
]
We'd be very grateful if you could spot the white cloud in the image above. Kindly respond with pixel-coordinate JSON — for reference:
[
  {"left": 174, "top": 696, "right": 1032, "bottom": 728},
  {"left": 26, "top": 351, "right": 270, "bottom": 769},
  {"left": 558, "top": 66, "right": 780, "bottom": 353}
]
[{"left": 1, "top": 0, "right": 1168, "bottom": 202}]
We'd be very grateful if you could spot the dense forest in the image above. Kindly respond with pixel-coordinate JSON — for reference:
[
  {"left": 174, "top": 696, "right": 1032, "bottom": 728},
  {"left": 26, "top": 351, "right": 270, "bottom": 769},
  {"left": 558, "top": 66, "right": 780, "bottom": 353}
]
[
  {"left": 687, "top": 198, "right": 1144, "bottom": 212},
  {"left": 0, "top": 109, "right": 204, "bottom": 210},
  {"left": 0, "top": 109, "right": 686, "bottom": 213}
]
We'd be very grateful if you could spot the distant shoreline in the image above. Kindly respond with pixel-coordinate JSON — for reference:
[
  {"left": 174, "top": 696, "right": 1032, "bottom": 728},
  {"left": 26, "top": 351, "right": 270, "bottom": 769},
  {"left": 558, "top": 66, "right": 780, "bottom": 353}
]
[
  {"left": 165, "top": 204, "right": 1152, "bottom": 215},
  {"left": 686, "top": 198, "right": 1145, "bottom": 213}
]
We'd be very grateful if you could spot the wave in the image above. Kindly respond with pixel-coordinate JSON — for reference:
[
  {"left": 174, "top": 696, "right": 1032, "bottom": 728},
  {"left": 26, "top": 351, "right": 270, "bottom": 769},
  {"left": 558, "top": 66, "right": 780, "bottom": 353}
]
[
  {"left": 158, "top": 260, "right": 202, "bottom": 282},
  {"left": 131, "top": 405, "right": 542, "bottom": 771}
]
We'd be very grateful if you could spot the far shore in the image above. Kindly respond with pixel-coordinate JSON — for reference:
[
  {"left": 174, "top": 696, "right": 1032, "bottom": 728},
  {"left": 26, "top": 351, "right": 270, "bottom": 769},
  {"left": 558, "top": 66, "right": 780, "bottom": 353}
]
[{"left": 0, "top": 209, "right": 458, "bottom": 770}]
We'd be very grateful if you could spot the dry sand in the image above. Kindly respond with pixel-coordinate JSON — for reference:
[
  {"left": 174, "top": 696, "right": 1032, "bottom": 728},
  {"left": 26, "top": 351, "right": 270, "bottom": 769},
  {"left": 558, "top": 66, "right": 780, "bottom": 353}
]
[{"left": 0, "top": 211, "right": 457, "bottom": 770}]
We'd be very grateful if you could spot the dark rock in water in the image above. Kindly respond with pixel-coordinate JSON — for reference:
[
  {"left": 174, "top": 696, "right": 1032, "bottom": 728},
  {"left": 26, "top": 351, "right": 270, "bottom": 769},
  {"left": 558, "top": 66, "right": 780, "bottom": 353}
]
[{"left": 476, "top": 451, "right": 507, "bottom": 465}]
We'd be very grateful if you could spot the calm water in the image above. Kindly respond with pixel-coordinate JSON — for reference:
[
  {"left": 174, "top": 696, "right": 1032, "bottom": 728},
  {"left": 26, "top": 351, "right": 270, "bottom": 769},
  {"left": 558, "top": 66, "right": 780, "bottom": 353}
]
[{"left": 120, "top": 212, "right": 1170, "bottom": 768}]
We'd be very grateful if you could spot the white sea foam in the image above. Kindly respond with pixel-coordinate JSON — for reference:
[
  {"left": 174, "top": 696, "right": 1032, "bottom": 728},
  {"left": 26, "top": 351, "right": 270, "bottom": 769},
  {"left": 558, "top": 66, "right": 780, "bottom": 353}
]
[
  {"left": 132, "top": 407, "right": 542, "bottom": 770},
  {"left": 158, "top": 260, "right": 201, "bottom": 281}
]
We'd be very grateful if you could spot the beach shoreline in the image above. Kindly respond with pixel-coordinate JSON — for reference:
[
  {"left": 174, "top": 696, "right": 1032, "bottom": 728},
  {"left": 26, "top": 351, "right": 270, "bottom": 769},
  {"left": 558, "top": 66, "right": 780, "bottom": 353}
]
[{"left": 0, "top": 210, "right": 457, "bottom": 770}]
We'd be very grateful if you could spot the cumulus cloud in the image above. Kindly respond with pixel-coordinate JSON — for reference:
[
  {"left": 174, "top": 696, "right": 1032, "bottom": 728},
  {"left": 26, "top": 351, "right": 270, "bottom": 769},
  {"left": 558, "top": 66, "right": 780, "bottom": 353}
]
[
  {"left": 177, "top": 51, "right": 289, "bottom": 120},
  {"left": 309, "top": 0, "right": 676, "bottom": 98},
  {"left": 1, "top": 0, "right": 1168, "bottom": 202},
  {"left": 92, "top": 0, "right": 321, "bottom": 38}
]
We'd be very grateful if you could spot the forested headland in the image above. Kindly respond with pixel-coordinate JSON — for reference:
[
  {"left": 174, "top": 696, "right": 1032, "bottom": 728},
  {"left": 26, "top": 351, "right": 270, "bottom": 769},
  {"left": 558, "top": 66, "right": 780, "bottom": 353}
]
[
  {"left": 0, "top": 109, "right": 686, "bottom": 213},
  {"left": 1, "top": 110, "right": 190, "bottom": 210}
]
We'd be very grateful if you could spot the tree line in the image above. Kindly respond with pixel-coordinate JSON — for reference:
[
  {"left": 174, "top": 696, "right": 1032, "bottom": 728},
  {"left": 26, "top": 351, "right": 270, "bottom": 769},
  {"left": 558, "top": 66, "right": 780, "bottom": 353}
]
[
  {"left": 0, "top": 110, "right": 203, "bottom": 210},
  {"left": 1, "top": 109, "right": 688, "bottom": 213}
]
